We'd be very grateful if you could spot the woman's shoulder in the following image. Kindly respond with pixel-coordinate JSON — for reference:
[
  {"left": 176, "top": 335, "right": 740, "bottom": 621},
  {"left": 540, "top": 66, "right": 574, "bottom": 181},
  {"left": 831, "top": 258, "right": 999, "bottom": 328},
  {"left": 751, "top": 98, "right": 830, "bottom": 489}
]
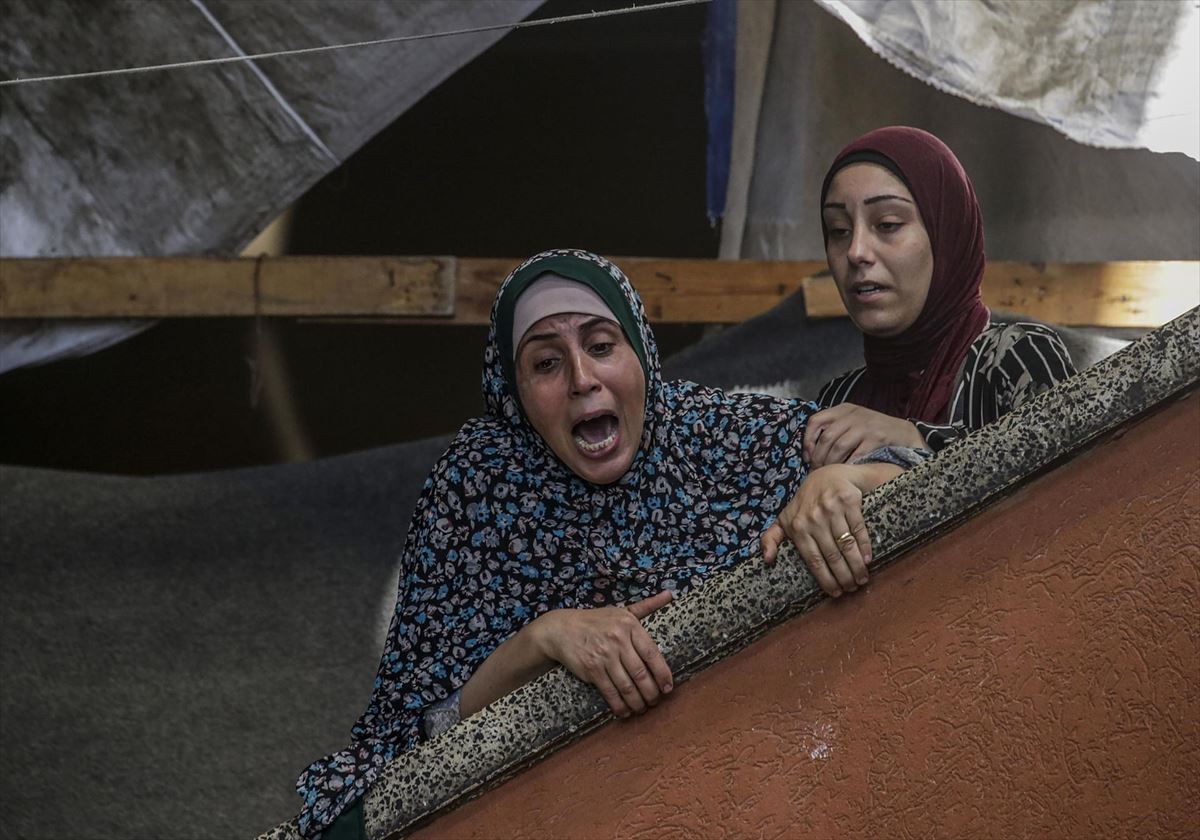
[
  {"left": 816, "top": 366, "right": 867, "bottom": 408},
  {"left": 660, "top": 381, "right": 813, "bottom": 469},
  {"left": 969, "top": 320, "right": 1075, "bottom": 374},
  {"left": 665, "top": 379, "right": 817, "bottom": 418},
  {"left": 428, "top": 418, "right": 523, "bottom": 487},
  {"left": 974, "top": 319, "right": 1068, "bottom": 348},
  {"left": 964, "top": 319, "right": 1080, "bottom": 391}
]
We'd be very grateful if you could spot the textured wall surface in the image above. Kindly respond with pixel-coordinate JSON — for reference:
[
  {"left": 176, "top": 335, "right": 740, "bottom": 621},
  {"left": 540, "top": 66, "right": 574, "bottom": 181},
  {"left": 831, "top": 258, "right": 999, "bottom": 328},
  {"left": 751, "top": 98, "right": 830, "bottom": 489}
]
[{"left": 412, "top": 393, "right": 1200, "bottom": 840}]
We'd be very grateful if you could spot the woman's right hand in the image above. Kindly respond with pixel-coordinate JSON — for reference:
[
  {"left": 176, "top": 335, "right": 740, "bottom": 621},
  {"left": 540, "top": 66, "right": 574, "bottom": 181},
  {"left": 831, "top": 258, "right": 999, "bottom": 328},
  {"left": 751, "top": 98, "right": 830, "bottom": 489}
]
[
  {"left": 533, "top": 590, "right": 675, "bottom": 718},
  {"left": 803, "top": 403, "right": 926, "bottom": 468},
  {"left": 760, "top": 461, "right": 901, "bottom": 597}
]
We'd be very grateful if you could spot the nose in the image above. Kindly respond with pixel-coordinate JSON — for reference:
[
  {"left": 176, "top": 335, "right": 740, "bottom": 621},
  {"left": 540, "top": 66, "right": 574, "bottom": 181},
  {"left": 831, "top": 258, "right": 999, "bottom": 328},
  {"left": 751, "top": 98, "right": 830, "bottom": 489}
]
[
  {"left": 846, "top": 221, "right": 873, "bottom": 265},
  {"left": 567, "top": 350, "right": 600, "bottom": 397}
]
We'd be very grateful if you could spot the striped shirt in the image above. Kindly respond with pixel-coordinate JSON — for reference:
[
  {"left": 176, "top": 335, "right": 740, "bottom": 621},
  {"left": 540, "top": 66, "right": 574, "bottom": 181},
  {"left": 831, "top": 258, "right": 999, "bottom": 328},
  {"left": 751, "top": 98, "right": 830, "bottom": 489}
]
[{"left": 817, "top": 322, "right": 1077, "bottom": 451}]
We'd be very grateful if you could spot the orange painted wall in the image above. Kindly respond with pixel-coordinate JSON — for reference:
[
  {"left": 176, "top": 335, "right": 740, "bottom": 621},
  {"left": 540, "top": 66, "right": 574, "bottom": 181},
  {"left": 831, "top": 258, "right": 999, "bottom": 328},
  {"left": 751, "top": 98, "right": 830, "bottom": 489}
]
[{"left": 412, "top": 392, "right": 1200, "bottom": 839}]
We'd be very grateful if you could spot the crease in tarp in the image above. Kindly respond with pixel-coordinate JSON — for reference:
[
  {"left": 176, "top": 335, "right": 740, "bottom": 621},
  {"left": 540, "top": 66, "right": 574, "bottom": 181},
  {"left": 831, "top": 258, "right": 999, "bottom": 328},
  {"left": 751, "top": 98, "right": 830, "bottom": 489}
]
[{"left": 188, "top": 0, "right": 339, "bottom": 164}]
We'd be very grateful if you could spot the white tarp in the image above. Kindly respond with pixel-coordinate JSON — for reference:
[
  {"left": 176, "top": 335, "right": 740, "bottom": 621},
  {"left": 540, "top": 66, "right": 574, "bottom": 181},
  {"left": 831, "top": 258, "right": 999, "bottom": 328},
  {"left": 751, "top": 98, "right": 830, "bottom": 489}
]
[
  {"left": 815, "top": 0, "right": 1199, "bottom": 161},
  {"left": 721, "top": 0, "right": 1200, "bottom": 262}
]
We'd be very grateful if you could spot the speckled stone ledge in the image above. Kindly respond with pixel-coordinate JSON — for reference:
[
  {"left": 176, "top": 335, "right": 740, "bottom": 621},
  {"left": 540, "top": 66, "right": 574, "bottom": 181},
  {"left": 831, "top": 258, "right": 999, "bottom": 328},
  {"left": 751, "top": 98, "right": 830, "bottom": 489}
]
[{"left": 258, "top": 307, "right": 1198, "bottom": 840}]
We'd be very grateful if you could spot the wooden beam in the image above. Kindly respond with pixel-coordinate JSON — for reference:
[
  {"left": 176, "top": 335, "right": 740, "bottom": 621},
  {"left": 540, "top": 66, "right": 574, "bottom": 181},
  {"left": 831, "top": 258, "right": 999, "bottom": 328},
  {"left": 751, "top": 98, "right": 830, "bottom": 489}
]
[
  {"left": 0, "top": 256, "right": 826, "bottom": 323},
  {"left": 803, "top": 261, "right": 1200, "bottom": 327},
  {"left": 453, "top": 258, "right": 827, "bottom": 325},
  {"left": 1, "top": 257, "right": 1195, "bottom": 327},
  {"left": 0, "top": 256, "right": 456, "bottom": 318}
]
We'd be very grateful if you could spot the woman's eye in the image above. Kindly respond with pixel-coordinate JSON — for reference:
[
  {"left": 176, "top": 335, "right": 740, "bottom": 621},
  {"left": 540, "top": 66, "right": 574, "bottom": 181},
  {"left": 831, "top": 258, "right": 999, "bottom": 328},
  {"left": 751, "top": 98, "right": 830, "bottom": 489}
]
[
  {"left": 827, "top": 226, "right": 850, "bottom": 239},
  {"left": 533, "top": 357, "right": 557, "bottom": 372},
  {"left": 877, "top": 221, "right": 902, "bottom": 233},
  {"left": 589, "top": 342, "right": 614, "bottom": 356}
]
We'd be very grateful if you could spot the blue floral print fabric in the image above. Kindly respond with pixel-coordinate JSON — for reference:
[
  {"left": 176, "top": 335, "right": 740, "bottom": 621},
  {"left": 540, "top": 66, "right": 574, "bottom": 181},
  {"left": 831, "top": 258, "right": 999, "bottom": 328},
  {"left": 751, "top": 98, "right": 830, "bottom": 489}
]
[{"left": 295, "top": 250, "right": 817, "bottom": 836}]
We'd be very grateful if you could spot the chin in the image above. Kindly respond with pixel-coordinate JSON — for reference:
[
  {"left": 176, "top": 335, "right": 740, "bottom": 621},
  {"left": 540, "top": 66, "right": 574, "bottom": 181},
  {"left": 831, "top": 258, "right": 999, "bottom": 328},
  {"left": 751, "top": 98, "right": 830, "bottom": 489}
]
[
  {"left": 568, "top": 449, "right": 635, "bottom": 486},
  {"left": 575, "top": 461, "right": 627, "bottom": 486},
  {"left": 852, "top": 313, "right": 906, "bottom": 338}
]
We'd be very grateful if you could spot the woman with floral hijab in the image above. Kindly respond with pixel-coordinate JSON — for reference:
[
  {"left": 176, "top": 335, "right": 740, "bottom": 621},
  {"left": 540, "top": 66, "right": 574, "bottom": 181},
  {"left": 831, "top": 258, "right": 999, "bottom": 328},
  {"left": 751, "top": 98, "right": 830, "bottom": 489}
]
[{"left": 296, "top": 249, "right": 912, "bottom": 838}]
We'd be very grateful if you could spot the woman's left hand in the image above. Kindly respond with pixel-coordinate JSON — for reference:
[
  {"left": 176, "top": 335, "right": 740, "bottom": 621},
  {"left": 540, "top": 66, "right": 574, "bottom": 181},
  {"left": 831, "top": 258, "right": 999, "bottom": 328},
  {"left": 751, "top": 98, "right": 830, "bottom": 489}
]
[
  {"left": 760, "top": 462, "right": 901, "bottom": 597},
  {"left": 803, "top": 403, "right": 926, "bottom": 468}
]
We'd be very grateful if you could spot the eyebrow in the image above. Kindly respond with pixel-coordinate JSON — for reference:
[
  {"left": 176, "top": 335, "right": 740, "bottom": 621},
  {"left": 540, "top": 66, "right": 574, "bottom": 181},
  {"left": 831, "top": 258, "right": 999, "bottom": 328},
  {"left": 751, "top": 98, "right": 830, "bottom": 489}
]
[
  {"left": 579, "top": 316, "right": 617, "bottom": 333},
  {"left": 520, "top": 317, "right": 618, "bottom": 349},
  {"left": 823, "top": 194, "right": 913, "bottom": 210},
  {"left": 521, "top": 331, "right": 558, "bottom": 347},
  {"left": 865, "top": 194, "right": 912, "bottom": 205}
]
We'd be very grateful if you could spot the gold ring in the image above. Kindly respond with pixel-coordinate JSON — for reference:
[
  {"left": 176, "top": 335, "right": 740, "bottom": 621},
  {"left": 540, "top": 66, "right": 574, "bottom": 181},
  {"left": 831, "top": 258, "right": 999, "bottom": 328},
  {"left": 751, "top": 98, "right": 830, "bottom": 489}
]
[{"left": 836, "top": 531, "right": 855, "bottom": 546}]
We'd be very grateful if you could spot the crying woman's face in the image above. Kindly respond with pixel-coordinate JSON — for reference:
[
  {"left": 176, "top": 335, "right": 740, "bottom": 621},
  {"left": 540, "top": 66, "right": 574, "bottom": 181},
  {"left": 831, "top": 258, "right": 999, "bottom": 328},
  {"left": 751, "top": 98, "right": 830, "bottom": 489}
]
[{"left": 515, "top": 313, "right": 646, "bottom": 485}]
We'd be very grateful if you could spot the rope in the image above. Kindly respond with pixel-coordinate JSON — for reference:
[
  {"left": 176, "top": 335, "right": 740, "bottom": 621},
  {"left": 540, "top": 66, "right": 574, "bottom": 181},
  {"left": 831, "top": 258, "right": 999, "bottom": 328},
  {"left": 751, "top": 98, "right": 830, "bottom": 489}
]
[
  {"left": 189, "top": 0, "right": 338, "bottom": 162},
  {"left": 248, "top": 253, "right": 266, "bottom": 410},
  {"left": 0, "top": 0, "right": 709, "bottom": 87}
]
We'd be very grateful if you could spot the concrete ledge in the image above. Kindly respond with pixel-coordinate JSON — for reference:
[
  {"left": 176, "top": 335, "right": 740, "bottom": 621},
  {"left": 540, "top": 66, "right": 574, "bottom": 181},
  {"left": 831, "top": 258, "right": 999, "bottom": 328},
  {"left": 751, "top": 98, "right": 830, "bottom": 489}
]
[{"left": 258, "top": 306, "right": 1199, "bottom": 840}]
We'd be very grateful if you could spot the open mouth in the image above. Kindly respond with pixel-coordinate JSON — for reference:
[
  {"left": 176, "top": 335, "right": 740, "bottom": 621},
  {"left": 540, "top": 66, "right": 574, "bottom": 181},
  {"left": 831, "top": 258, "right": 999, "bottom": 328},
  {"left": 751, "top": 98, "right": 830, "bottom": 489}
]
[
  {"left": 572, "top": 412, "right": 619, "bottom": 454},
  {"left": 851, "top": 282, "right": 886, "bottom": 297}
]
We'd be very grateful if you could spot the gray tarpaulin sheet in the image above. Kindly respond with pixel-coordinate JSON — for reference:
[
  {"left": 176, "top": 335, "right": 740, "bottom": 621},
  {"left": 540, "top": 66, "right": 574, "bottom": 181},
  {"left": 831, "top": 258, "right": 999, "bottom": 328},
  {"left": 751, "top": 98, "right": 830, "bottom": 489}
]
[
  {"left": 721, "top": 0, "right": 1200, "bottom": 261},
  {"left": 0, "top": 0, "right": 543, "bottom": 372}
]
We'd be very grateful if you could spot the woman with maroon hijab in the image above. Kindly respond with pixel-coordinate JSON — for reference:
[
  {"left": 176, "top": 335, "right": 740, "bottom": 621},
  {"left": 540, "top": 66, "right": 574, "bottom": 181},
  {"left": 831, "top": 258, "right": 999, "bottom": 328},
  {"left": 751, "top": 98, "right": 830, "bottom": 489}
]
[{"left": 805, "top": 126, "right": 1076, "bottom": 469}]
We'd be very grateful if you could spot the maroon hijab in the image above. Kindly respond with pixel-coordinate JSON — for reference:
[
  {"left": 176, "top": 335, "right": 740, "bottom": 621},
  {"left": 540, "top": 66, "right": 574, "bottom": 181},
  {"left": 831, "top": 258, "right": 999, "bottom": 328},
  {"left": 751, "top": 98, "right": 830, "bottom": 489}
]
[{"left": 820, "top": 126, "right": 990, "bottom": 424}]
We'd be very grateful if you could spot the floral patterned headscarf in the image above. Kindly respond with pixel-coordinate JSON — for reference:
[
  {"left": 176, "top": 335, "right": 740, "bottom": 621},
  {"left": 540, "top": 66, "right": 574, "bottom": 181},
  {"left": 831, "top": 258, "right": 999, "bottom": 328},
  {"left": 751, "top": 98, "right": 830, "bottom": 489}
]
[{"left": 295, "top": 250, "right": 816, "bottom": 836}]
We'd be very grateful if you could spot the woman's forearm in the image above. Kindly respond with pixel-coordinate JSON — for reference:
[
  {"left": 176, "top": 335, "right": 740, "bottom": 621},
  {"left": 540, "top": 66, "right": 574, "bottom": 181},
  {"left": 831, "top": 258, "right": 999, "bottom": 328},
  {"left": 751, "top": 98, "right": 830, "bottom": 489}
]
[
  {"left": 848, "top": 461, "right": 904, "bottom": 493},
  {"left": 459, "top": 614, "right": 557, "bottom": 718}
]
